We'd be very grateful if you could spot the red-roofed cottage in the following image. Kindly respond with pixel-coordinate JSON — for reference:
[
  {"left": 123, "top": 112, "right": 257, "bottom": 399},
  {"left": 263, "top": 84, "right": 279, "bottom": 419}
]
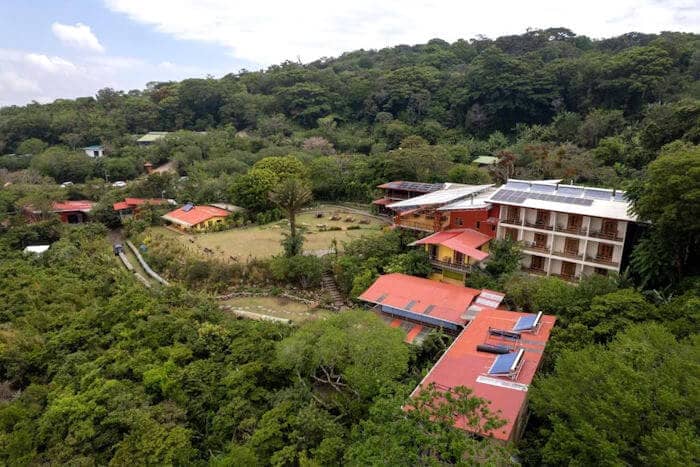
[
  {"left": 161, "top": 204, "right": 230, "bottom": 231},
  {"left": 24, "top": 200, "right": 95, "bottom": 224}
]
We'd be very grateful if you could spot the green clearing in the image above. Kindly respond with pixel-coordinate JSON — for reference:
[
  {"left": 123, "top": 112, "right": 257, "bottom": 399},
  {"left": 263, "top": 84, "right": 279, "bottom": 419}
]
[
  {"left": 220, "top": 295, "right": 332, "bottom": 323},
  {"left": 150, "top": 206, "right": 386, "bottom": 259}
]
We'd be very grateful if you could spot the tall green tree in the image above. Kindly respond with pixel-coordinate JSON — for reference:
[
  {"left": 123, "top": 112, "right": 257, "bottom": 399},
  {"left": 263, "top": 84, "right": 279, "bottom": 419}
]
[
  {"left": 627, "top": 144, "right": 700, "bottom": 286},
  {"left": 269, "top": 177, "right": 312, "bottom": 256}
]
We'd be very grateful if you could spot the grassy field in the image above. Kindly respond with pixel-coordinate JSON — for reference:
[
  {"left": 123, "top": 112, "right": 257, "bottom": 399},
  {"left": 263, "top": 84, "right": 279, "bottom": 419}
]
[
  {"left": 150, "top": 206, "right": 387, "bottom": 259},
  {"left": 221, "top": 296, "right": 332, "bottom": 323}
]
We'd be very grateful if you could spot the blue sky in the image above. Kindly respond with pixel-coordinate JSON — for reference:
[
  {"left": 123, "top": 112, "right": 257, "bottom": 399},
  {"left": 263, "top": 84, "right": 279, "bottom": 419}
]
[{"left": 0, "top": 0, "right": 697, "bottom": 106}]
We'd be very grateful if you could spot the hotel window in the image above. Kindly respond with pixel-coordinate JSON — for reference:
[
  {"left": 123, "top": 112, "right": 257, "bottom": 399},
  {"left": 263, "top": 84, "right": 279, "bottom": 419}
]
[
  {"left": 455, "top": 217, "right": 463, "bottom": 226},
  {"left": 476, "top": 221, "right": 481, "bottom": 229}
]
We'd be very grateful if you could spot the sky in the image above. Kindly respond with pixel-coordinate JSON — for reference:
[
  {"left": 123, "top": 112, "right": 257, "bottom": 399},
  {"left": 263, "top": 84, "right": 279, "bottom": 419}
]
[{"left": 0, "top": 0, "right": 698, "bottom": 107}]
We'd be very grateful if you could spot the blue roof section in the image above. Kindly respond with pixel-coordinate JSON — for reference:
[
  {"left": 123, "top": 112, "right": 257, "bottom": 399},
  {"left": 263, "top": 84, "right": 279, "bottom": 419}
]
[
  {"left": 488, "top": 352, "right": 520, "bottom": 375},
  {"left": 83, "top": 145, "right": 103, "bottom": 150}
]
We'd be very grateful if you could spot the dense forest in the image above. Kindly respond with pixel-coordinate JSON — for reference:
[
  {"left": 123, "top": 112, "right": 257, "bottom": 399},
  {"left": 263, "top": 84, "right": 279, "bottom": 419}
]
[{"left": 0, "top": 28, "right": 698, "bottom": 465}]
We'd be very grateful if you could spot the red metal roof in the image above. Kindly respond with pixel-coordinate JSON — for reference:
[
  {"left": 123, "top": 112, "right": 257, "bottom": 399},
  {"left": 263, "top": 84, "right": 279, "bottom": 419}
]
[
  {"left": 411, "top": 229, "right": 491, "bottom": 262},
  {"left": 358, "top": 273, "right": 480, "bottom": 324},
  {"left": 162, "top": 205, "right": 230, "bottom": 227},
  {"left": 410, "top": 308, "right": 556, "bottom": 442},
  {"left": 52, "top": 200, "right": 95, "bottom": 213},
  {"left": 372, "top": 198, "right": 393, "bottom": 206},
  {"left": 114, "top": 198, "right": 168, "bottom": 211}
]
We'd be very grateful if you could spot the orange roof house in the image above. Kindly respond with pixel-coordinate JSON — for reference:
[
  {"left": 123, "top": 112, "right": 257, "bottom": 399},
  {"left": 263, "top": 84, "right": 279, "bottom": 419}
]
[
  {"left": 161, "top": 204, "right": 230, "bottom": 230},
  {"left": 409, "top": 308, "right": 556, "bottom": 443}
]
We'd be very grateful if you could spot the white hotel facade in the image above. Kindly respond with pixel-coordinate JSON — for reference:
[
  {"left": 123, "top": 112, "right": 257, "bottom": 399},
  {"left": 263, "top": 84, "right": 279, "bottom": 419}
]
[{"left": 487, "top": 180, "right": 638, "bottom": 281}]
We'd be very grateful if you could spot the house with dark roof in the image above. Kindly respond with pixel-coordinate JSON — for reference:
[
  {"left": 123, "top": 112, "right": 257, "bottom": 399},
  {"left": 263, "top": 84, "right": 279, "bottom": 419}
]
[{"left": 372, "top": 181, "right": 444, "bottom": 215}]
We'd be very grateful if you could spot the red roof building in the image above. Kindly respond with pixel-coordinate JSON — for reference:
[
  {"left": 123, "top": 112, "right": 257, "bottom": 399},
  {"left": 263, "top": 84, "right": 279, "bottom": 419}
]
[
  {"left": 161, "top": 204, "right": 231, "bottom": 230},
  {"left": 410, "top": 308, "right": 556, "bottom": 442},
  {"left": 410, "top": 228, "right": 491, "bottom": 283},
  {"left": 359, "top": 273, "right": 481, "bottom": 331},
  {"left": 113, "top": 198, "right": 169, "bottom": 220},
  {"left": 25, "top": 200, "right": 95, "bottom": 224}
]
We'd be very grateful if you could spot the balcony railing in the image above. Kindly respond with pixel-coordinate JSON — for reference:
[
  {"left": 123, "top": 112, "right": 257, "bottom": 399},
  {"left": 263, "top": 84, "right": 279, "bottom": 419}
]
[
  {"left": 524, "top": 220, "right": 554, "bottom": 231},
  {"left": 585, "top": 255, "right": 619, "bottom": 267},
  {"left": 501, "top": 217, "right": 522, "bottom": 226},
  {"left": 590, "top": 230, "right": 624, "bottom": 242},
  {"left": 551, "top": 273, "right": 580, "bottom": 282},
  {"left": 555, "top": 225, "right": 587, "bottom": 236},
  {"left": 430, "top": 258, "right": 471, "bottom": 273},
  {"left": 523, "top": 242, "right": 550, "bottom": 254},
  {"left": 522, "top": 266, "right": 547, "bottom": 276},
  {"left": 552, "top": 249, "right": 583, "bottom": 260},
  {"left": 395, "top": 220, "right": 435, "bottom": 232}
]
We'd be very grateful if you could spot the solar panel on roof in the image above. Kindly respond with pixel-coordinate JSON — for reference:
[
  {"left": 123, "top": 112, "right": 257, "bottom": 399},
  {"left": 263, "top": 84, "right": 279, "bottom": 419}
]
[
  {"left": 513, "top": 312, "right": 542, "bottom": 331},
  {"left": 531, "top": 184, "right": 556, "bottom": 193},
  {"left": 558, "top": 186, "right": 584, "bottom": 197},
  {"left": 405, "top": 300, "right": 417, "bottom": 310},
  {"left": 488, "top": 349, "right": 524, "bottom": 375},
  {"left": 584, "top": 189, "right": 613, "bottom": 200},
  {"left": 182, "top": 203, "right": 194, "bottom": 212},
  {"left": 376, "top": 293, "right": 388, "bottom": 303},
  {"left": 613, "top": 192, "right": 627, "bottom": 202},
  {"left": 505, "top": 181, "right": 530, "bottom": 190},
  {"left": 423, "top": 304, "right": 436, "bottom": 315}
]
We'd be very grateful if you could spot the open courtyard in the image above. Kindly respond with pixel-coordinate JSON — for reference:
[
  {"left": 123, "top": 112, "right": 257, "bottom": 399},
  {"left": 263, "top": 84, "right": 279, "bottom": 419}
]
[{"left": 150, "top": 206, "right": 387, "bottom": 259}]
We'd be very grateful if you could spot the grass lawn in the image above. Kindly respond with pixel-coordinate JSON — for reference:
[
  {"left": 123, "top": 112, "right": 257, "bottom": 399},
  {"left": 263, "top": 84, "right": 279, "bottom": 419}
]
[
  {"left": 221, "top": 296, "right": 332, "bottom": 323},
  {"left": 149, "top": 205, "right": 387, "bottom": 260}
]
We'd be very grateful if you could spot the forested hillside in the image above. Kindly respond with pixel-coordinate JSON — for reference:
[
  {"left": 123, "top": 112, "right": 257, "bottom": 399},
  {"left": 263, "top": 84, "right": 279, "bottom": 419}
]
[{"left": 0, "top": 28, "right": 699, "bottom": 465}]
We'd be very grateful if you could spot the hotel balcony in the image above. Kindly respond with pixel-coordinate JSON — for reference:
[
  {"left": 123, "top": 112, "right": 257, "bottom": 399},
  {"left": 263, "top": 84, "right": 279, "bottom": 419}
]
[
  {"left": 521, "top": 266, "right": 547, "bottom": 276},
  {"left": 430, "top": 258, "right": 471, "bottom": 273},
  {"left": 589, "top": 230, "right": 624, "bottom": 242},
  {"left": 523, "top": 241, "right": 550, "bottom": 254},
  {"left": 551, "top": 273, "right": 580, "bottom": 282},
  {"left": 554, "top": 224, "right": 587, "bottom": 236},
  {"left": 397, "top": 220, "right": 435, "bottom": 232},
  {"left": 552, "top": 249, "right": 583, "bottom": 260},
  {"left": 501, "top": 217, "right": 522, "bottom": 226},
  {"left": 524, "top": 220, "right": 554, "bottom": 231},
  {"left": 585, "top": 254, "right": 619, "bottom": 267}
]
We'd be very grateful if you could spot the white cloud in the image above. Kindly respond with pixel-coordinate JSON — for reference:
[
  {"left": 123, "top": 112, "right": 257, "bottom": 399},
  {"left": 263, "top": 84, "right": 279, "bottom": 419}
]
[
  {"left": 25, "top": 53, "right": 77, "bottom": 73},
  {"left": 51, "top": 22, "right": 105, "bottom": 53},
  {"left": 104, "top": 0, "right": 700, "bottom": 66},
  {"left": 0, "top": 71, "right": 40, "bottom": 94},
  {"left": 0, "top": 47, "right": 215, "bottom": 106}
]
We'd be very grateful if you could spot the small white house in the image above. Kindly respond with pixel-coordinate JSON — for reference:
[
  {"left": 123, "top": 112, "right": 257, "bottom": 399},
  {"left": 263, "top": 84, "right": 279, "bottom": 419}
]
[
  {"left": 83, "top": 145, "right": 104, "bottom": 158},
  {"left": 23, "top": 245, "right": 50, "bottom": 254}
]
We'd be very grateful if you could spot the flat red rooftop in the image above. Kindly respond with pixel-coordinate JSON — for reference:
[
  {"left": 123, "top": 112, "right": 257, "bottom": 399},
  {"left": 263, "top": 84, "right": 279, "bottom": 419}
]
[
  {"left": 359, "top": 273, "right": 480, "bottom": 326},
  {"left": 410, "top": 308, "right": 556, "bottom": 442},
  {"left": 52, "top": 200, "right": 95, "bottom": 212}
]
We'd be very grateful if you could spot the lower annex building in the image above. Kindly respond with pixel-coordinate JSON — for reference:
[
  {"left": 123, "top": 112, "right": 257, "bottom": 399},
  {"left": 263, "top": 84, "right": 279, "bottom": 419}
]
[{"left": 359, "top": 273, "right": 555, "bottom": 443}]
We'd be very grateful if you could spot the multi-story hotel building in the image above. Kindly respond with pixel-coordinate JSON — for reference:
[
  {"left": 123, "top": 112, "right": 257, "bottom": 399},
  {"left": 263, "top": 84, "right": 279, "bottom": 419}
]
[{"left": 488, "top": 180, "right": 639, "bottom": 281}]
